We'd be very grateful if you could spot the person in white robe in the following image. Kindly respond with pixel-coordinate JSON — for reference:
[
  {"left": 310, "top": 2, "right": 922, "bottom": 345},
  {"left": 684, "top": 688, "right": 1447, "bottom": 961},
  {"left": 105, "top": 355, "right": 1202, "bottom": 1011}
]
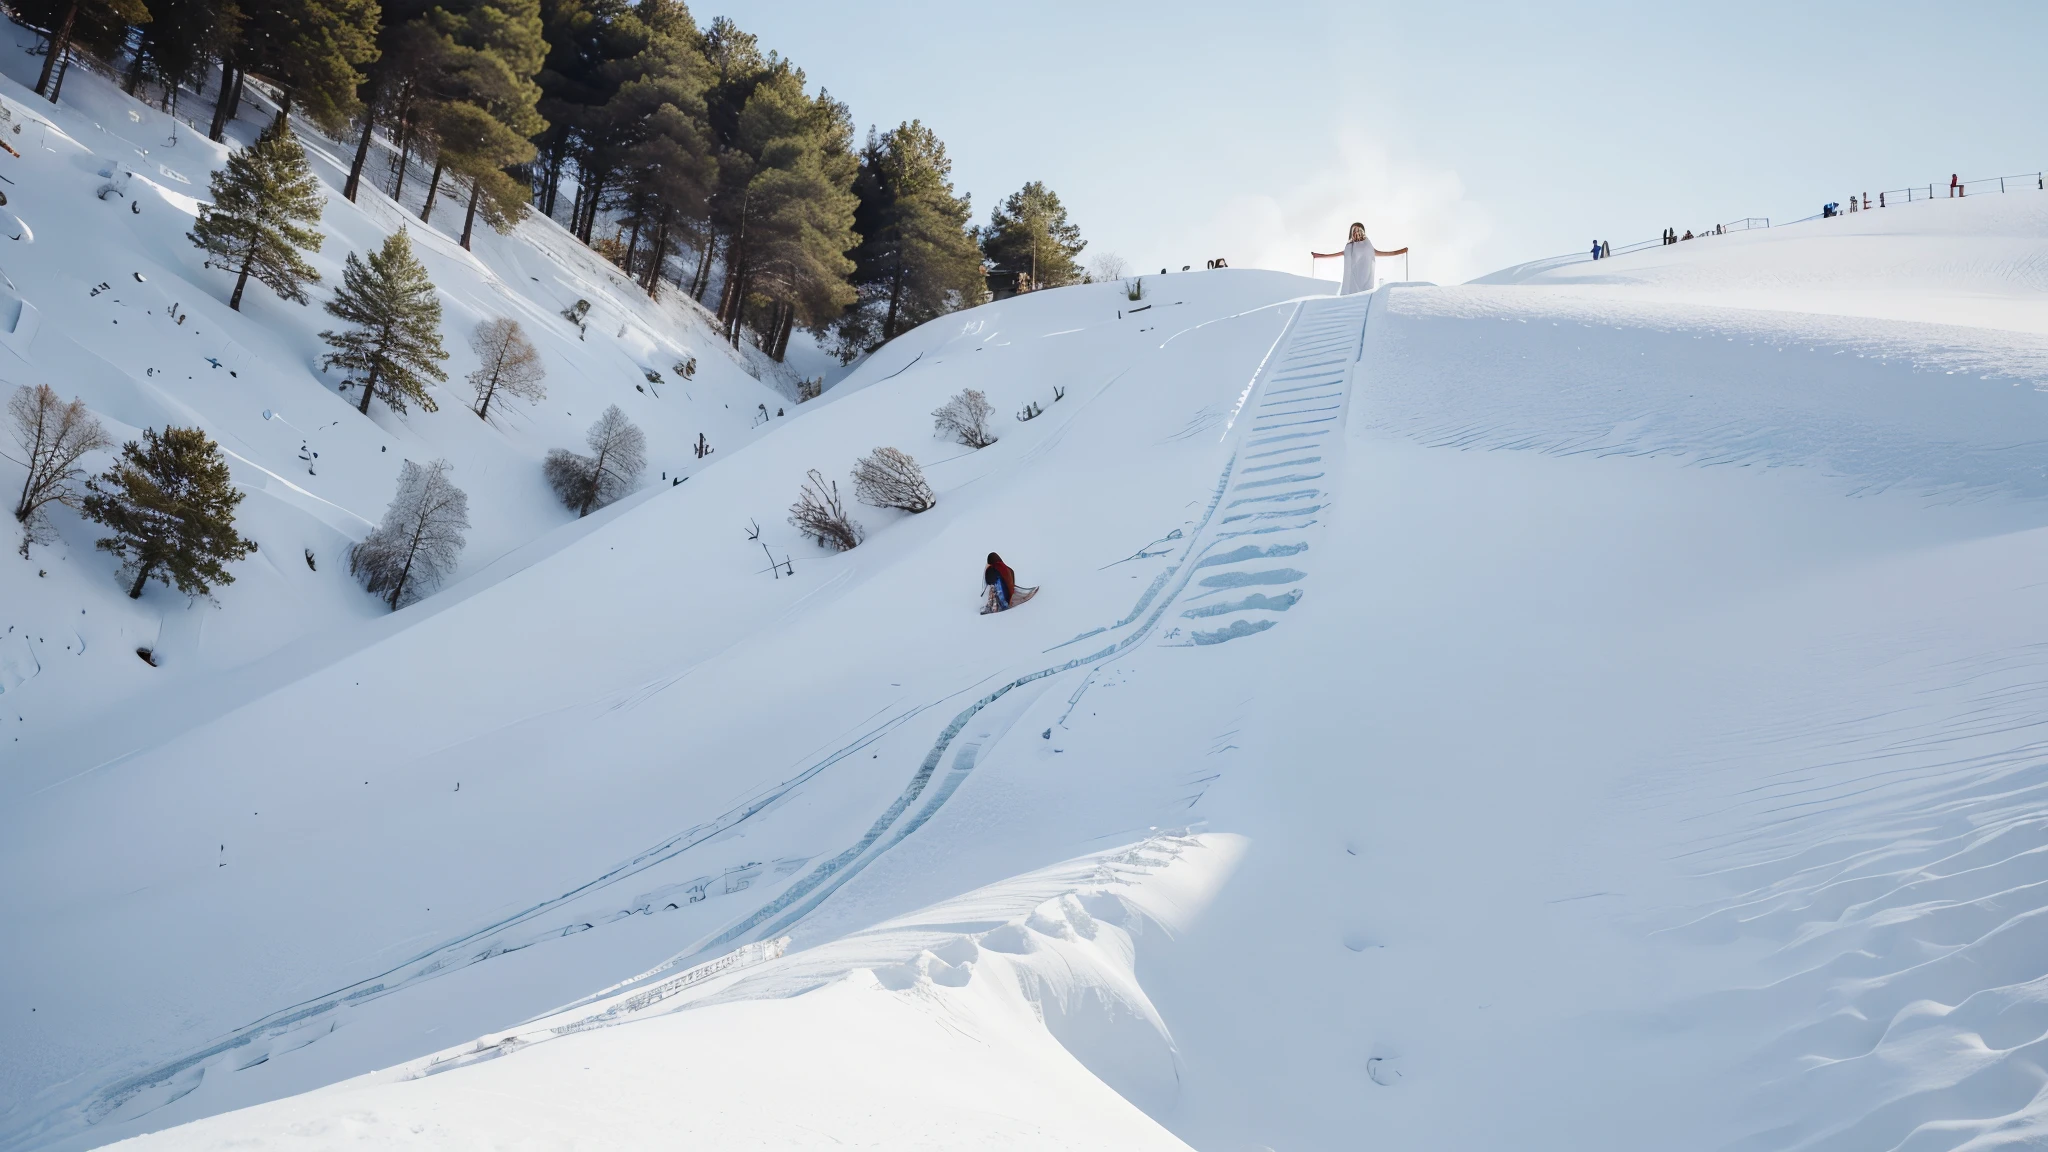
[{"left": 1313, "top": 222, "right": 1408, "bottom": 294}]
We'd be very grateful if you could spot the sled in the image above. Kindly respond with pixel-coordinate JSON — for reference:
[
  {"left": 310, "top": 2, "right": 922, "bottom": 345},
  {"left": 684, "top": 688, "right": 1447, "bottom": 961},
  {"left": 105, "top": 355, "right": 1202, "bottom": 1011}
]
[{"left": 981, "top": 585, "right": 1040, "bottom": 615}]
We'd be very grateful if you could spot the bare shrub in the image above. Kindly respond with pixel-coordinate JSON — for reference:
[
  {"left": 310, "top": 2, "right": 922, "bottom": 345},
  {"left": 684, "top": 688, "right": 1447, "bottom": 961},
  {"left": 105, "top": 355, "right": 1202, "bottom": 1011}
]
[
  {"left": 350, "top": 458, "right": 469, "bottom": 610},
  {"left": 851, "top": 447, "right": 936, "bottom": 513},
  {"left": 932, "top": 388, "right": 996, "bottom": 449},
  {"left": 1088, "top": 252, "right": 1129, "bottom": 282},
  {"left": 468, "top": 318, "right": 546, "bottom": 422},
  {"left": 545, "top": 405, "right": 645, "bottom": 516},
  {"left": 5, "top": 383, "right": 111, "bottom": 557},
  {"left": 788, "top": 468, "right": 864, "bottom": 551}
]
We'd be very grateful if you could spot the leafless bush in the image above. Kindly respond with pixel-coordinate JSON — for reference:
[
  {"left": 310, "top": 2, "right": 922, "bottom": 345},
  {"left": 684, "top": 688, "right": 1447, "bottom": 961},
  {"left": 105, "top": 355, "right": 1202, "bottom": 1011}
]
[
  {"left": 350, "top": 458, "right": 469, "bottom": 610},
  {"left": 5, "top": 383, "right": 111, "bottom": 557},
  {"left": 1088, "top": 252, "right": 1129, "bottom": 282},
  {"left": 932, "top": 388, "right": 996, "bottom": 449},
  {"left": 851, "top": 447, "right": 936, "bottom": 513},
  {"left": 788, "top": 468, "right": 864, "bottom": 551},
  {"left": 545, "top": 404, "right": 645, "bottom": 516},
  {"left": 468, "top": 318, "right": 546, "bottom": 422}
]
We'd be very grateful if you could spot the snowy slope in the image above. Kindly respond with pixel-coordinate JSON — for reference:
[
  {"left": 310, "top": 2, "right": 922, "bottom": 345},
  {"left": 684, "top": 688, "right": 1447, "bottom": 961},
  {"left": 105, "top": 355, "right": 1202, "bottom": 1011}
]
[
  {"left": 0, "top": 24, "right": 796, "bottom": 750},
  {"left": 13, "top": 79, "right": 2048, "bottom": 1152}
]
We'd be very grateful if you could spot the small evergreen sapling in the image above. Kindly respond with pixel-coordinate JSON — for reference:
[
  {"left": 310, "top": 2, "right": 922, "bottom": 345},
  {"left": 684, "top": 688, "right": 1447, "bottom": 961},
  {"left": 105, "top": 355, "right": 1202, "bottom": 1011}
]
[
  {"left": 188, "top": 116, "right": 324, "bottom": 311},
  {"left": 350, "top": 458, "right": 470, "bottom": 610},
  {"left": 544, "top": 405, "right": 645, "bottom": 515},
  {"left": 322, "top": 229, "right": 450, "bottom": 416},
  {"left": 467, "top": 317, "right": 546, "bottom": 422},
  {"left": 788, "top": 469, "right": 864, "bottom": 551},
  {"left": 6, "top": 383, "right": 110, "bottom": 557},
  {"left": 82, "top": 426, "right": 253, "bottom": 599},
  {"left": 932, "top": 388, "right": 996, "bottom": 448},
  {"left": 850, "top": 447, "right": 935, "bottom": 513}
]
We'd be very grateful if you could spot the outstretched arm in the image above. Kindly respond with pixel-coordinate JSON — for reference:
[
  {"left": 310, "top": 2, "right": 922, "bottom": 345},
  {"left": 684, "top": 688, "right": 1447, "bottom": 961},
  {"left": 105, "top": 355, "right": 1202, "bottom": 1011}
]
[
  {"left": 1309, "top": 250, "right": 1343, "bottom": 259},
  {"left": 1374, "top": 246, "right": 1409, "bottom": 256}
]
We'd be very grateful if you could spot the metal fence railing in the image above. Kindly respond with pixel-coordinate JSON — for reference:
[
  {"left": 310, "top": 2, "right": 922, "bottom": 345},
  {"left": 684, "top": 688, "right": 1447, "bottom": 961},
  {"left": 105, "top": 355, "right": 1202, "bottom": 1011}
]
[{"left": 1507, "top": 167, "right": 2043, "bottom": 276}]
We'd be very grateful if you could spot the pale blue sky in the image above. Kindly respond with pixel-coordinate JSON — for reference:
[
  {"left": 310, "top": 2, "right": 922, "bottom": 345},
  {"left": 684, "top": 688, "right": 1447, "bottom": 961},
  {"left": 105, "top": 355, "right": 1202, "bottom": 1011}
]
[{"left": 718, "top": 1, "right": 2044, "bottom": 284}]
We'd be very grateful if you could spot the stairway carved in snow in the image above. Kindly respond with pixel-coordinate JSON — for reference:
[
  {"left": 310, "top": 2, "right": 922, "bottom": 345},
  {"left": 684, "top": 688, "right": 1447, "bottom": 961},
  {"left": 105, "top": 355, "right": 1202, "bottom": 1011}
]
[{"left": 1162, "top": 291, "right": 1369, "bottom": 646}]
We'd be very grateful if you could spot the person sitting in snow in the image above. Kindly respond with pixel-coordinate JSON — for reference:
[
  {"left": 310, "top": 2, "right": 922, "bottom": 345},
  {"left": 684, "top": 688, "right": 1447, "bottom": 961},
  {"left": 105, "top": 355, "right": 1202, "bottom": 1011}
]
[{"left": 984, "top": 552, "right": 1016, "bottom": 612}]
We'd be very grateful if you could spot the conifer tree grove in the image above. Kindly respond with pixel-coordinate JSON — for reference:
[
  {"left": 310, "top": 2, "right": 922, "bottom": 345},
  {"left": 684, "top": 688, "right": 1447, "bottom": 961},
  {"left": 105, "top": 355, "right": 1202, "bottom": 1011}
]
[
  {"left": 716, "top": 69, "right": 857, "bottom": 357},
  {"left": 343, "top": 0, "right": 434, "bottom": 201},
  {"left": 188, "top": 115, "right": 324, "bottom": 310},
  {"left": 244, "top": 0, "right": 380, "bottom": 134},
  {"left": 83, "top": 426, "right": 253, "bottom": 599},
  {"left": 601, "top": 4, "right": 716, "bottom": 294},
  {"left": 31, "top": 0, "right": 151, "bottom": 101},
  {"left": 981, "top": 181, "right": 1086, "bottom": 292},
  {"left": 835, "top": 121, "right": 984, "bottom": 360},
  {"left": 321, "top": 229, "right": 450, "bottom": 416},
  {"left": 128, "top": 0, "right": 229, "bottom": 106},
  {"left": 425, "top": 0, "right": 547, "bottom": 247}
]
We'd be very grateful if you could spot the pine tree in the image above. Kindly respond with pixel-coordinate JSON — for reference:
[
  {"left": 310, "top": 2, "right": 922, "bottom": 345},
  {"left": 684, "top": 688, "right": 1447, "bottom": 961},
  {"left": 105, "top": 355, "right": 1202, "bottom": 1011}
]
[
  {"left": 6, "top": 383, "right": 111, "bottom": 557},
  {"left": 244, "top": 0, "right": 380, "bottom": 135},
  {"left": 467, "top": 316, "right": 545, "bottom": 421},
  {"left": 128, "top": 0, "right": 229, "bottom": 107},
  {"left": 426, "top": 0, "right": 547, "bottom": 248},
  {"left": 188, "top": 115, "right": 324, "bottom": 310},
  {"left": 834, "top": 121, "right": 984, "bottom": 360},
  {"left": 82, "top": 426, "right": 252, "bottom": 599},
  {"left": 603, "top": 9, "right": 716, "bottom": 294},
  {"left": 30, "top": 0, "right": 151, "bottom": 102},
  {"left": 718, "top": 69, "right": 857, "bottom": 357},
  {"left": 981, "top": 181, "right": 1086, "bottom": 292},
  {"left": 343, "top": 0, "right": 435, "bottom": 201},
  {"left": 543, "top": 404, "right": 643, "bottom": 515},
  {"left": 322, "top": 228, "right": 449, "bottom": 416},
  {"left": 532, "top": 0, "right": 627, "bottom": 221},
  {"left": 349, "top": 457, "right": 468, "bottom": 609}
]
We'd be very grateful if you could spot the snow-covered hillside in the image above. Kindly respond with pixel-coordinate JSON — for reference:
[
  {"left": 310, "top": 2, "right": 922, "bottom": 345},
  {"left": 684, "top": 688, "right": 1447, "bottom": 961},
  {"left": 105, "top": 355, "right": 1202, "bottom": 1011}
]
[
  {"left": 0, "top": 22, "right": 799, "bottom": 748},
  {"left": 12, "top": 48, "right": 2048, "bottom": 1149}
]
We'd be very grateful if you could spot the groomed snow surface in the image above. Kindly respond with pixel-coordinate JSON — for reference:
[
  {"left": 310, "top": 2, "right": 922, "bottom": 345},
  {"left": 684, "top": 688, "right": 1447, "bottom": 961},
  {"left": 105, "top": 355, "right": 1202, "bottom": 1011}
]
[{"left": 11, "top": 57, "right": 2048, "bottom": 1152}]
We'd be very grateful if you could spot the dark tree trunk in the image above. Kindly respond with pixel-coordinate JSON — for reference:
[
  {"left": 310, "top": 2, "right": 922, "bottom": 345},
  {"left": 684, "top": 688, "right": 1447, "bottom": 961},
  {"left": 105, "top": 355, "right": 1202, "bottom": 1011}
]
[
  {"left": 343, "top": 80, "right": 378, "bottom": 202},
  {"left": 124, "top": 44, "right": 147, "bottom": 95},
  {"left": 224, "top": 67, "right": 245, "bottom": 122},
  {"left": 623, "top": 217, "right": 640, "bottom": 273},
  {"left": 357, "top": 364, "right": 381, "bottom": 414},
  {"left": 208, "top": 62, "right": 235, "bottom": 140},
  {"left": 641, "top": 221, "right": 670, "bottom": 295},
  {"left": 34, "top": 2, "right": 77, "bottom": 99},
  {"left": 771, "top": 303, "right": 794, "bottom": 361},
  {"left": 883, "top": 262, "right": 906, "bottom": 340},
  {"left": 540, "top": 144, "right": 563, "bottom": 217},
  {"left": 390, "top": 119, "right": 414, "bottom": 201},
  {"left": 459, "top": 177, "right": 480, "bottom": 249},
  {"left": 230, "top": 251, "right": 252, "bottom": 310},
  {"left": 574, "top": 174, "right": 605, "bottom": 242},
  {"left": 420, "top": 156, "right": 446, "bottom": 223},
  {"left": 689, "top": 234, "right": 714, "bottom": 300},
  {"left": 127, "top": 562, "right": 153, "bottom": 598},
  {"left": 50, "top": 50, "right": 74, "bottom": 102}
]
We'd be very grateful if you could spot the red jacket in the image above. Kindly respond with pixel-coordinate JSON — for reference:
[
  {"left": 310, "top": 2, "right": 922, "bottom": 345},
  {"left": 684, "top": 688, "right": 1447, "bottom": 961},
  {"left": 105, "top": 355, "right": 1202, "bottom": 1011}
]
[{"left": 984, "top": 555, "right": 1015, "bottom": 598}]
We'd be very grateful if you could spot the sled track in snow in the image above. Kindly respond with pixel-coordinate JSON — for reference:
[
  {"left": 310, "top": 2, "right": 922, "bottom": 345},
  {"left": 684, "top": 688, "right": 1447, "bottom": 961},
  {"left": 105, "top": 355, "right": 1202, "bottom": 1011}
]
[{"left": 706, "top": 290, "right": 1377, "bottom": 952}]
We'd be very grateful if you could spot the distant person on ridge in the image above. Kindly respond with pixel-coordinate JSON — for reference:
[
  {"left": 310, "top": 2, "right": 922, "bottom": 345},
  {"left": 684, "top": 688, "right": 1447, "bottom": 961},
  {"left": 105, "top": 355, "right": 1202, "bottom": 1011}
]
[{"left": 1312, "top": 223, "right": 1408, "bottom": 295}]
